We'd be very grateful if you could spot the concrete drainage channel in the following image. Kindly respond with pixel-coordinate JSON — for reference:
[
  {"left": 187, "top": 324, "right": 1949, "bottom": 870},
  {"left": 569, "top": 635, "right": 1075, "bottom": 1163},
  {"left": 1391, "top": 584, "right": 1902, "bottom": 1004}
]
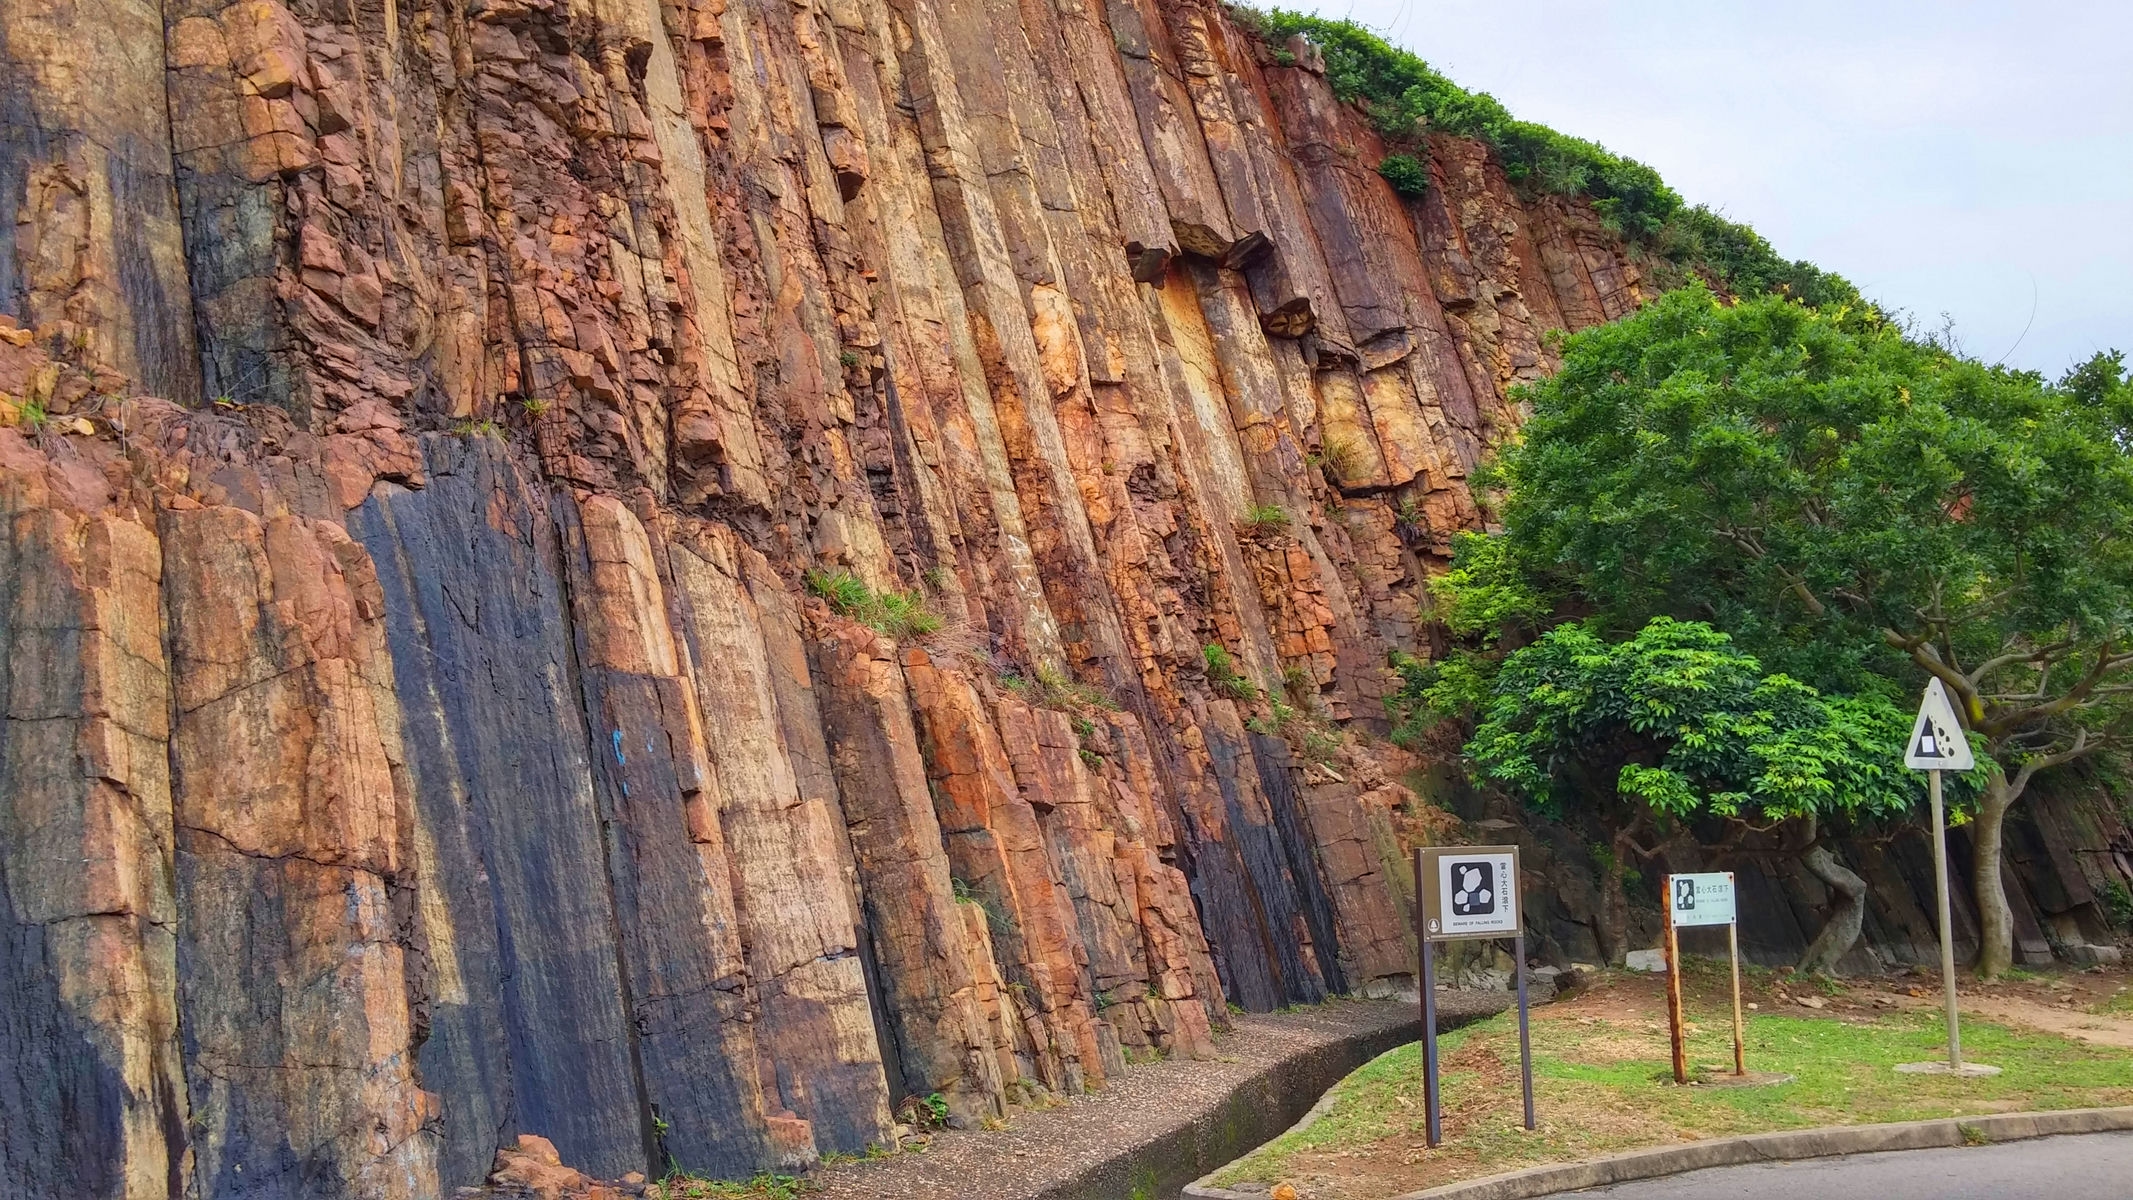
[{"left": 1026, "top": 1000, "right": 1506, "bottom": 1200}]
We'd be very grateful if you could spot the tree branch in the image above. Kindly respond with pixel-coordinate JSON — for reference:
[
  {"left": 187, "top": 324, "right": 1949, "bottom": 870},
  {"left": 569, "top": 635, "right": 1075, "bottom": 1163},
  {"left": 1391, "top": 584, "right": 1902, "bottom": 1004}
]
[
  {"left": 1984, "top": 639, "right": 2129, "bottom": 735},
  {"left": 2006, "top": 727, "right": 2096, "bottom": 803},
  {"left": 1967, "top": 638, "right": 2075, "bottom": 688},
  {"left": 1786, "top": 575, "right": 1827, "bottom": 618},
  {"left": 1888, "top": 629, "right": 1984, "bottom": 723}
]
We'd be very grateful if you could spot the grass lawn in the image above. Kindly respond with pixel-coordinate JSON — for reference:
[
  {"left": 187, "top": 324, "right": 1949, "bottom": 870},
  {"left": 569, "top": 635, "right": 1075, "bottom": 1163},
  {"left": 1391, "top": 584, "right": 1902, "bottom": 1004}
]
[{"left": 1211, "top": 969, "right": 2133, "bottom": 1198}]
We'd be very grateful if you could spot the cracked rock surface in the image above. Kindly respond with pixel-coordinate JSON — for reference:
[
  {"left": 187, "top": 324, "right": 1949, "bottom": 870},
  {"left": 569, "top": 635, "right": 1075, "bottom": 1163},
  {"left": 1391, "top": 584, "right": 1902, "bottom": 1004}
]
[{"left": 3, "top": 0, "right": 2123, "bottom": 1193}]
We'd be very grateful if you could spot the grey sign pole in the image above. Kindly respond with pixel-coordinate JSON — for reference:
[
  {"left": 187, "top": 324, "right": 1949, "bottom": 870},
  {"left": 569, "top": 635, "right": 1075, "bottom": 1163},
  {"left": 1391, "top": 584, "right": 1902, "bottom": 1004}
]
[
  {"left": 1928, "top": 767, "right": 1963, "bottom": 1069},
  {"left": 1420, "top": 935, "right": 1441, "bottom": 1146},
  {"left": 1513, "top": 932, "right": 1534, "bottom": 1130}
]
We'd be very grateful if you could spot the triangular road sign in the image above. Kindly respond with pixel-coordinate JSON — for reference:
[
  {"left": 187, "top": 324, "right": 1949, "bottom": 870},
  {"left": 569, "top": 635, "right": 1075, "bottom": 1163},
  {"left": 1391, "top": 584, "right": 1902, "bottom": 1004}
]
[{"left": 1905, "top": 678, "right": 1976, "bottom": 770}]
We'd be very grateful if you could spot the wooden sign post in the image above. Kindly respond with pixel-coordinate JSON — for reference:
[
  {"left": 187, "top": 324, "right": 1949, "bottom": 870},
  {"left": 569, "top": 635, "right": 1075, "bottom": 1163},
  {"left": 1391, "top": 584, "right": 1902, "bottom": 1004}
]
[
  {"left": 1661, "top": 871, "right": 1742, "bottom": 1084},
  {"left": 1415, "top": 845, "right": 1533, "bottom": 1145},
  {"left": 1728, "top": 918, "right": 1746, "bottom": 1077}
]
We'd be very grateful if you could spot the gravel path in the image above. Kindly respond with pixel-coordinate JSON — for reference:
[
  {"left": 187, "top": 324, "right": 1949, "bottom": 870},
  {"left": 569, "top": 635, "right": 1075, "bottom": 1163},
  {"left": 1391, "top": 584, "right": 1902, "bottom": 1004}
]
[{"left": 812, "top": 993, "right": 1510, "bottom": 1200}]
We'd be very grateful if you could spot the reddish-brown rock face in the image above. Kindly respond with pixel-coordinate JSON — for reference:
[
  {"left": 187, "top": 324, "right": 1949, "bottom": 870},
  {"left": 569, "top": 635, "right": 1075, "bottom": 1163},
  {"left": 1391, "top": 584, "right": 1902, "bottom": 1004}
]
[
  {"left": 0, "top": 0, "right": 1669, "bottom": 1192},
  {"left": 11, "top": 2, "right": 2127, "bottom": 1193}
]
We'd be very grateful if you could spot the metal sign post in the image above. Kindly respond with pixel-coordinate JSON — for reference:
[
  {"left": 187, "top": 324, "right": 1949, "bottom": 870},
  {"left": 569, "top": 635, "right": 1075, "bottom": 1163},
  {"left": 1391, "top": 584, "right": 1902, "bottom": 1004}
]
[
  {"left": 1899, "top": 678, "right": 1996, "bottom": 1076},
  {"left": 1928, "top": 767, "right": 1961, "bottom": 1069},
  {"left": 1663, "top": 872, "right": 1740, "bottom": 1083},
  {"left": 1419, "top": 932, "right": 1441, "bottom": 1146},
  {"left": 1415, "top": 845, "right": 1533, "bottom": 1146},
  {"left": 1514, "top": 929, "right": 1535, "bottom": 1131}
]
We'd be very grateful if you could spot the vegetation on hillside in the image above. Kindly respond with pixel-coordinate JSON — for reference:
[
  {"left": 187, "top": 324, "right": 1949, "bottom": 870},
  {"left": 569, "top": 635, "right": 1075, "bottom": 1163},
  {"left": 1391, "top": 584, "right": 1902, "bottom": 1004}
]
[
  {"left": 1407, "top": 286, "right": 2133, "bottom": 976},
  {"left": 1374, "top": 151, "right": 1429, "bottom": 197},
  {"left": 1226, "top": 7, "right": 1866, "bottom": 310},
  {"left": 1455, "top": 616, "right": 1950, "bottom": 968},
  {"left": 1217, "top": 6, "right": 2133, "bottom": 976}
]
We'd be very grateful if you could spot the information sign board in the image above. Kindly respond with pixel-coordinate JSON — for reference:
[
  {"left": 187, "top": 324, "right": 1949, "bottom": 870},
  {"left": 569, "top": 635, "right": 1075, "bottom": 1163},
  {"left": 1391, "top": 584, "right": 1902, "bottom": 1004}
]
[
  {"left": 1661, "top": 871, "right": 1749, "bottom": 1081},
  {"left": 1418, "top": 845, "right": 1520, "bottom": 941},
  {"left": 1412, "top": 844, "right": 1535, "bottom": 1143},
  {"left": 1667, "top": 872, "right": 1737, "bottom": 928}
]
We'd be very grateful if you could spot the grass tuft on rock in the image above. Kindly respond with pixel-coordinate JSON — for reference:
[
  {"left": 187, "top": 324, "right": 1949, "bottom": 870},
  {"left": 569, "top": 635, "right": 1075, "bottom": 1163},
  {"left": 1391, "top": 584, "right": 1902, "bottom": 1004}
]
[
  {"left": 1238, "top": 503, "right": 1293, "bottom": 538},
  {"left": 805, "top": 568, "right": 944, "bottom": 640},
  {"left": 1203, "top": 644, "right": 1259, "bottom": 701},
  {"left": 999, "top": 661, "right": 1121, "bottom": 713}
]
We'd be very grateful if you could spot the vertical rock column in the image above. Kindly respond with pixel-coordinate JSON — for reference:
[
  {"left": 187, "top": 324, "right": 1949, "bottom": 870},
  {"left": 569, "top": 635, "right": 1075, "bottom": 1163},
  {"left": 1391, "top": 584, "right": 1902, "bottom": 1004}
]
[
  {"left": 0, "top": 465, "right": 189, "bottom": 1200},
  {"left": 882, "top": 0, "right": 1137, "bottom": 675},
  {"left": 350, "top": 437, "right": 648, "bottom": 1188},
  {"left": 826, "top": 0, "right": 1066, "bottom": 664},
  {"left": 0, "top": 0, "right": 201, "bottom": 402},
  {"left": 902, "top": 652, "right": 1113, "bottom": 1091},
  {"left": 160, "top": 0, "right": 504, "bottom": 424},
  {"left": 1407, "top": 135, "right": 1548, "bottom": 428},
  {"left": 1525, "top": 192, "right": 1644, "bottom": 328},
  {"left": 992, "top": 696, "right": 1217, "bottom": 1059},
  {"left": 557, "top": 494, "right": 776, "bottom": 1174},
  {"left": 664, "top": 521, "right": 896, "bottom": 1155},
  {"left": 161, "top": 504, "right": 438, "bottom": 1200},
  {"left": 805, "top": 625, "right": 1024, "bottom": 1120},
  {"left": 161, "top": 0, "right": 313, "bottom": 412}
]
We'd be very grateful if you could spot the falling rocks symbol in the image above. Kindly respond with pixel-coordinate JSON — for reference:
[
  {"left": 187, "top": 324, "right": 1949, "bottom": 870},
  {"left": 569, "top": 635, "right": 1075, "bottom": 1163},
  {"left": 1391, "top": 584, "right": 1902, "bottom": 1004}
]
[
  {"left": 1451, "top": 862, "right": 1496, "bottom": 915},
  {"left": 1904, "top": 678, "right": 1977, "bottom": 771}
]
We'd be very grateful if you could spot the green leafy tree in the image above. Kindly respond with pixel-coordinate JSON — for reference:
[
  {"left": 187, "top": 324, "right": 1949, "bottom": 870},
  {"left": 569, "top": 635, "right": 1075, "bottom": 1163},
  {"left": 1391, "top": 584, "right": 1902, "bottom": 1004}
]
[
  {"left": 1457, "top": 286, "right": 2133, "bottom": 975},
  {"left": 1463, "top": 617, "right": 1940, "bottom": 970}
]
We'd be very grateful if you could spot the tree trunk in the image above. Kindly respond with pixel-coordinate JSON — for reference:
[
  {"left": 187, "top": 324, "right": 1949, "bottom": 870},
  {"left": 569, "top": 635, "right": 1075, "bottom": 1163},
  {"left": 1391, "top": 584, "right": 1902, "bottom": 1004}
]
[
  {"left": 1596, "top": 829, "right": 1635, "bottom": 965},
  {"left": 1972, "top": 771, "right": 2017, "bottom": 978},
  {"left": 1798, "top": 843, "right": 1868, "bottom": 976}
]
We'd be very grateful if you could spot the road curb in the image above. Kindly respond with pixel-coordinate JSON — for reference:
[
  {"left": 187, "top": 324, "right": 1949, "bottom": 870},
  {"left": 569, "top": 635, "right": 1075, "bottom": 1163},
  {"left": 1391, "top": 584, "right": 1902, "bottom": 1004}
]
[{"left": 1182, "top": 1106, "right": 2133, "bottom": 1200}]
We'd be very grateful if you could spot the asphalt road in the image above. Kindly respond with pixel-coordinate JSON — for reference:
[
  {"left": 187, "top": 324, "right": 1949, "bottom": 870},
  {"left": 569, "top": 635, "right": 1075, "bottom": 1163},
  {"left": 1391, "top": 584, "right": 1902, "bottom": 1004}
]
[{"left": 1572, "top": 1132, "right": 2133, "bottom": 1199}]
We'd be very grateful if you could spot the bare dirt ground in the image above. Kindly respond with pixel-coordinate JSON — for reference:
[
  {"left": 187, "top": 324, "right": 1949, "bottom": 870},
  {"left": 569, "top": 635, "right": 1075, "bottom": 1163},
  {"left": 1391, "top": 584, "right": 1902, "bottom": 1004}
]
[
  {"left": 1907, "top": 972, "right": 2133, "bottom": 1049},
  {"left": 1613, "top": 955, "right": 2133, "bottom": 1050}
]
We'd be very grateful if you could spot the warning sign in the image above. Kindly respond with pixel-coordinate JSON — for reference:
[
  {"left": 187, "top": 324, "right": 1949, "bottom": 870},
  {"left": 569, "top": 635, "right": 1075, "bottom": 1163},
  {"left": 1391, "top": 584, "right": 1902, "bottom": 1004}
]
[
  {"left": 1418, "top": 846, "right": 1520, "bottom": 941},
  {"left": 1904, "top": 678, "right": 1975, "bottom": 771}
]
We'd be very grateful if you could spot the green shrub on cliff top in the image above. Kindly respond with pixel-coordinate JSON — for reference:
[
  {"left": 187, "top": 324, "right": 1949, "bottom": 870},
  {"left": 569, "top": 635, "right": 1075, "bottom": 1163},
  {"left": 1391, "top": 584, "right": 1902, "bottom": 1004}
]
[
  {"left": 1232, "top": 7, "right": 1867, "bottom": 312},
  {"left": 1245, "top": 10, "right": 1678, "bottom": 233}
]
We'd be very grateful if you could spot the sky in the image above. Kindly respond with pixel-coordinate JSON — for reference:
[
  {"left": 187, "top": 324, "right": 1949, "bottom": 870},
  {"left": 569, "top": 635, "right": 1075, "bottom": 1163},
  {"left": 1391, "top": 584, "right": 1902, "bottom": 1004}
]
[{"left": 1289, "top": 0, "right": 2133, "bottom": 376}]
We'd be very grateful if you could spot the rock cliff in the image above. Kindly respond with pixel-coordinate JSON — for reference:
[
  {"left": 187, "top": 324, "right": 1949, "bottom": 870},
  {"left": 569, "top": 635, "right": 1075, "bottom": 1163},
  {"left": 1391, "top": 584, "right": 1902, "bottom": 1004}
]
[{"left": 1, "top": 0, "right": 2123, "bottom": 1196}]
